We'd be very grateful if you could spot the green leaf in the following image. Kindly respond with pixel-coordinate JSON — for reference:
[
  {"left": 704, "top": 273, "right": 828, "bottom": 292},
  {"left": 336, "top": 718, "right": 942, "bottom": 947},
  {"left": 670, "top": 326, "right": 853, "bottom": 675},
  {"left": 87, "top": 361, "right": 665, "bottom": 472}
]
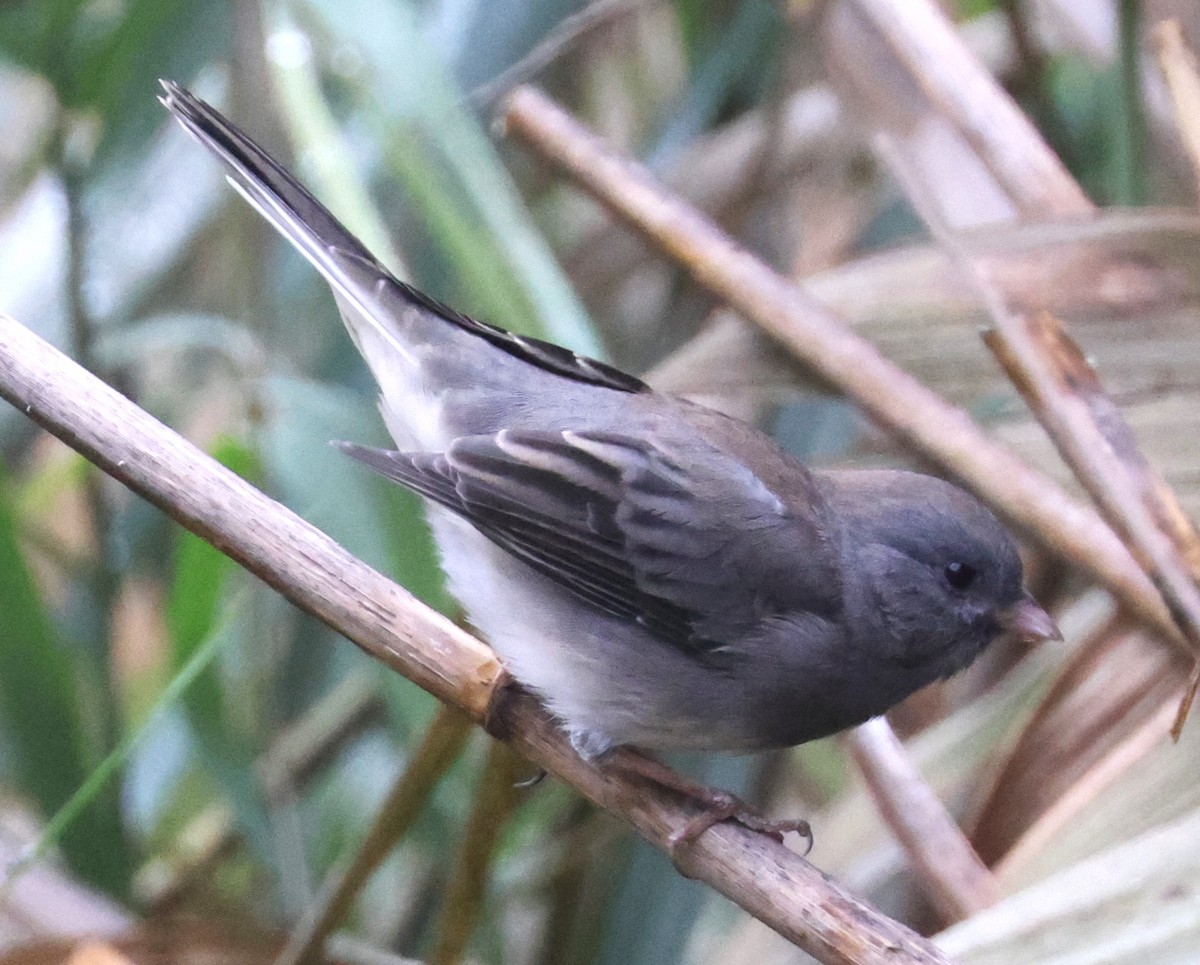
[
  {"left": 0, "top": 457, "right": 130, "bottom": 892},
  {"left": 293, "top": 0, "right": 605, "bottom": 356},
  {"left": 167, "top": 436, "right": 259, "bottom": 728},
  {"left": 163, "top": 433, "right": 280, "bottom": 870},
  {"left": 648, "top": 0, "right": 782, "bottom": 166},
  {"left": 0, "top": 0, "right": 229, "bottom": 159}
]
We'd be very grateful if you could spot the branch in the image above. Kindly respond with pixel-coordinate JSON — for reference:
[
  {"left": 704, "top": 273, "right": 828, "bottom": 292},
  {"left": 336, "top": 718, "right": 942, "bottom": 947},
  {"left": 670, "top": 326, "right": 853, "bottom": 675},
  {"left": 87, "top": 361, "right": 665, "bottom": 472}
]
[
  {"left": 0, "top": 314, "right": 949, "bottom": 965},
  {"left": 848, "top": 720, "right": 1000, "bottom": 924},
  {"left": 279, "top": 705, "right": 474, "bottom": 965},
  {"left": 1153, "top": 18, "right": 1200, "bottom": 200},
  {"left": 828, "top": 0, "right": 1092, "bottom": 217}
]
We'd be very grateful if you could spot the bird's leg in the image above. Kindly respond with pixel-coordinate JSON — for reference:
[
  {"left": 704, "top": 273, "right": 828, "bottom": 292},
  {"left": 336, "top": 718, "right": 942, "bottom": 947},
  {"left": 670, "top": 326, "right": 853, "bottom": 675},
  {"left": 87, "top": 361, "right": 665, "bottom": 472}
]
[{"left": 609, "top": 750, "right": 812, "bottom": 859}]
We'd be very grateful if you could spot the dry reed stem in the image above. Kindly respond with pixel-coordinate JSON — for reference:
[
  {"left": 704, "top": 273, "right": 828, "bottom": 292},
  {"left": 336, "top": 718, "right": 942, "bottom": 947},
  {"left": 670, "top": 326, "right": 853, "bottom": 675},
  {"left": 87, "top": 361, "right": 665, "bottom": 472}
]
[
  {"left": 1153, "top": 18, "right": 1200, "bottom": 200},
  {"left": 0, "top": 314, "right": 949, "bottom": 965},
  {"left": 429, "top": 740, "right": 524, "bottom": 965},
  {"left": 279, "top": 705, "right": 474, "bottom": 965},
  {"left": 848, "top": 720, "right": 1000, "bottom": 924},
  {"left": 833, "top": 0, "right": 1092, "bottom": 218}
]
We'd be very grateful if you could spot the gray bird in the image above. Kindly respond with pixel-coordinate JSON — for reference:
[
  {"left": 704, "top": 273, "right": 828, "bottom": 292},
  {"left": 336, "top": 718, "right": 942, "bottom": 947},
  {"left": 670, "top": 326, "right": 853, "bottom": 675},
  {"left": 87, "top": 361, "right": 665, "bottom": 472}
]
[{"left": 161, "top": 82, "right": 1058, "bottom": 840}]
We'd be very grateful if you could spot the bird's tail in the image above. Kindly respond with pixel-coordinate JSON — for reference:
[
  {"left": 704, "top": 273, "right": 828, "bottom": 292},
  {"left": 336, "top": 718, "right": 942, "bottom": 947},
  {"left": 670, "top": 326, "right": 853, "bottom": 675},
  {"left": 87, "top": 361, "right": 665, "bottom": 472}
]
[
  {"left": 160, "top": 80, "right": 642, "bottom": 447},
  {"left": 158, "top": 80, "right": 428, "bottom": 364}
]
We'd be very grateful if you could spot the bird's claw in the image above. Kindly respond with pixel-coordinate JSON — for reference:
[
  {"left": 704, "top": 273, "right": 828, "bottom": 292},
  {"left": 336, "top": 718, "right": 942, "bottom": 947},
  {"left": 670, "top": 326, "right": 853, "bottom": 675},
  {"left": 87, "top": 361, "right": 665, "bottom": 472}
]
[
  {"left": 513, "top": 767, "right": 547, "bottom": 789},
  {"left": 666, "top": 792, "right": 813, "bottom": 862}
]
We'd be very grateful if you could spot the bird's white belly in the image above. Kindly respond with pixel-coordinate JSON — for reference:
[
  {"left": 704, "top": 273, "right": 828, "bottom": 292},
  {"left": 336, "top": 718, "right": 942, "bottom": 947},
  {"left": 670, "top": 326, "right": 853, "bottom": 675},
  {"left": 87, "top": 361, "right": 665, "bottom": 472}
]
[{"left": 424, "top": 507, "right": 754, "bottom": 756}]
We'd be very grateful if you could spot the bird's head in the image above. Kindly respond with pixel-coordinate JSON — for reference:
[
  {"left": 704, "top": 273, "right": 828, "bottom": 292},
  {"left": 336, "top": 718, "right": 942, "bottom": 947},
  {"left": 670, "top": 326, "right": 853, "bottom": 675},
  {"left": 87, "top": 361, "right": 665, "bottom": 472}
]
[{"left": 820, "top": 470, "right": 1060, "bottom": 681}]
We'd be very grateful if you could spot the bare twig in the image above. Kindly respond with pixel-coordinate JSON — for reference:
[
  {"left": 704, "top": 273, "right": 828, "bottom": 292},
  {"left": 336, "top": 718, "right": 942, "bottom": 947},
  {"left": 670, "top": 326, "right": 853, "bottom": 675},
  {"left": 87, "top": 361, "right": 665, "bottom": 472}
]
[
  {"left": 827, "top": 0, "right": 1092, "bottom": 217},
  {"left": 983, "top": 313, "right": 1200, "bottom": 730},
  {"left": 429, "top": 740, "right": 523, "bottom": 965},
  {"left": 847, "top": 720, "right": 1000, "bottom": 925},
  {"left": 1153, "top": 19, "right": 1200, "bottom": 204},
  {"left": 0, "top": 314, "right": 949, "bottom": 964},
  {"left": 470, "top": 0, "right": 644, "bottom": 110},
  {"left": 280, "top": 705, "right": 474, "bottom": 965},
  {"left": 498, "top": 84, "right": 1174, "bottom": 644}
]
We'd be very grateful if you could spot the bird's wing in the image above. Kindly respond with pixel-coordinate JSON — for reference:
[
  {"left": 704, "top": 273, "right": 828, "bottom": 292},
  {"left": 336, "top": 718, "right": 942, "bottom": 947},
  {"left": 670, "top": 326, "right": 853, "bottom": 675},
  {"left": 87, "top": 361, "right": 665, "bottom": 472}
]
[{"left": 337, "top": 429, "right": 841, "bottom": 656}]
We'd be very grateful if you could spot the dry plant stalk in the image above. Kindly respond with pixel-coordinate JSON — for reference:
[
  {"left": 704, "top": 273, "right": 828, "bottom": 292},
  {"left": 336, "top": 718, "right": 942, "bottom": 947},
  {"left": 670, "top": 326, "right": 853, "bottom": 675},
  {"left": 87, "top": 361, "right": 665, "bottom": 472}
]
[
  {"left": 848, "top": 720, "right": 1000, "bottom": 923},
  {"left": 829, "top": 0, "right": 1093, "bottom": 218},
  {"left": 1146, "top": 16, "right": 1200, "bottom": 725},
  {"left": 1153, "top": 18, "right": 1200, "bottom": 199},
  {"left": 982, "top": 313, "right": 1200, "bottom": 732},
  {"left": 0, "top": 314, "right": 949, "bottom": 965},
  {"left": 279, "top": 704, "right": 474, "bottom": 965},
  {"left": 429, "top": 740, "right": 524, "bottom": 965},
  {"left": 499, "top": 85, "right": 1171, "bottom": 643}
]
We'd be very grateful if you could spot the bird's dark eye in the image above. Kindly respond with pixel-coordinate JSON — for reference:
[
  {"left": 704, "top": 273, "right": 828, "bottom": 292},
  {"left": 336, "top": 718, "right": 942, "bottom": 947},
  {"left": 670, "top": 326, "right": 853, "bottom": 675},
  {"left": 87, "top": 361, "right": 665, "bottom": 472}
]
[{"left": 944, "top": 561, "right": 978, "bottom": 590}]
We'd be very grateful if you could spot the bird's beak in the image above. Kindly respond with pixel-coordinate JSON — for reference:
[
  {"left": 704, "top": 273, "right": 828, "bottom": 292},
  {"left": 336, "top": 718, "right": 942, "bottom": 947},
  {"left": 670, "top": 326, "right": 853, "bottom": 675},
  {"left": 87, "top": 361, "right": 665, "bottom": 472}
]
[{"left": 996, "top": 594, "right": 1062, "bottom": 643}]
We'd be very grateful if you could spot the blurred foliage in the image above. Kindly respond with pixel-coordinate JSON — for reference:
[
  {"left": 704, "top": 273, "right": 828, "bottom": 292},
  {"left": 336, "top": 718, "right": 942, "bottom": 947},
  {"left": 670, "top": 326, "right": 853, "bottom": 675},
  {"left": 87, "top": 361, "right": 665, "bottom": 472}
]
[{"left": 0, "top": 0, "right": 1196, "bottom": 963}]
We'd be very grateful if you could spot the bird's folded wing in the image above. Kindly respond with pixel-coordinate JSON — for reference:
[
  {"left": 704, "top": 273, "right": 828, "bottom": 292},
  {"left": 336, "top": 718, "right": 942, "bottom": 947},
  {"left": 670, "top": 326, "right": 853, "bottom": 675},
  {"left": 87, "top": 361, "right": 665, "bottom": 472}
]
[{"left": 336, "top": 429, "right": 840, "bottom": 656}]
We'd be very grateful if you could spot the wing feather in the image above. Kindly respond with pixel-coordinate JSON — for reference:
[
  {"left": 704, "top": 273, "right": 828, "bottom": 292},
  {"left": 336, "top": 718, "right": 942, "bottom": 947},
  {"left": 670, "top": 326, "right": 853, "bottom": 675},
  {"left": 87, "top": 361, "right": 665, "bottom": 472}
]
[{"left": 335, "top": 427, "right": 838, "bottom": 654}]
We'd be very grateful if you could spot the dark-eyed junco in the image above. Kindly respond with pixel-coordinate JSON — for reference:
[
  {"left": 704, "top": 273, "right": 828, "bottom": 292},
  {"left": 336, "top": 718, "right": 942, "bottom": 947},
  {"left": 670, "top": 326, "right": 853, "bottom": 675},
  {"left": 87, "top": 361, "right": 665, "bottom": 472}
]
[{"left": 161, "top": 82, "right": 1059, "bottom": 842}]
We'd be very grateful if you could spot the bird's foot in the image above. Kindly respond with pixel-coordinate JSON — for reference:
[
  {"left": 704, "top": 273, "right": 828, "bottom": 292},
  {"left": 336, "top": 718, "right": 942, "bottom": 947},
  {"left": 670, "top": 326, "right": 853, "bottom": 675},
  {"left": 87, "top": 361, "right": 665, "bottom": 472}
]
[
  {"left": 610, "top": 750, "right": 812, "bottom": 860},
  {"left": 667, "top": 795, "right": 812, "bottom": 858},
  {"left": 513, "top": 767, "right": 547, "bottom": 789}
]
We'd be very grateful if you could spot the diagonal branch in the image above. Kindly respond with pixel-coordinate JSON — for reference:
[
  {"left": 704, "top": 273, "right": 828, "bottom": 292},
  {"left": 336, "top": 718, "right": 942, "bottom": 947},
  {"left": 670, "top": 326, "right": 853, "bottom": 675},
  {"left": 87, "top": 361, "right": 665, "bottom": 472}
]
[
  {"left": 0, "top": 313, "right": 948, "bottom": 965},
  {"left": 848, "top": 719, "right": 1000, "bottom": 924},
  {"left": 873, "top": 133, "right": 1200, "bottom": 725},
  {"left": 497, "top": 84, "right": 1176, "bottom": 646}
]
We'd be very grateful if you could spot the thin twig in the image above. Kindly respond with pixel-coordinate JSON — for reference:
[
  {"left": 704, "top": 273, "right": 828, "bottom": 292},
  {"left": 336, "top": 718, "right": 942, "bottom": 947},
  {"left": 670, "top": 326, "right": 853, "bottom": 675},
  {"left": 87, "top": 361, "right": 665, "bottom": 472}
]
[
  {"left": 1152, "top": 19, "right": 1200, "bottom": 204},
  {"left": 280, "top": 705, "right": 474, "bottom": 965},
  {"left": 830, "top": 0, "right": 1092, "bottom": 217},
  {"left": 497, "top": 84, "right": 1175, "bottom": 645},
  {"left": 0, "top": 313, "right": 949, "bottom": 965},
  {"left": 429, "top": 739, "right": 523, "bottom": 965},
  {"left": 470, "top": 0, "right": 644, "bottom": 110},
  {"left": 847, "top": 719, "right": 1000, "bottom": 925}
]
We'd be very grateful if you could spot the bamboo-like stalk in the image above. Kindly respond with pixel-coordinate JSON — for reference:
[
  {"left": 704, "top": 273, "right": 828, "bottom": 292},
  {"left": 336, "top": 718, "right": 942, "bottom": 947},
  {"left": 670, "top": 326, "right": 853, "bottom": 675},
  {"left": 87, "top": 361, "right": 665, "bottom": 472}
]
[
  {"left": 0, "top": 313, "right": 949, "bottom": 965},
  {"left": 1152, "top": 19, "right": 1200, "bottom": 201},
  {"left": 829, "top": 0, "right": 1092, "bottom": 217},
  {"left": 848, "top": 720, "right": 1000, "bottom": 924},
  {"left": 279, "top": 705, "right": 474, "bottom": 965},
  {"left": 429, "top": 739, "right": 524, "bottom": 965}
]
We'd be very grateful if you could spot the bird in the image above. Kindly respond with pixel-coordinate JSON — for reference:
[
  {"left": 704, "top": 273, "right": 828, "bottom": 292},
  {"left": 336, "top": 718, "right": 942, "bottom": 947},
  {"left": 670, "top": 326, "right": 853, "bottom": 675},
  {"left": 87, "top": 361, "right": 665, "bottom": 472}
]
[{"left": 160, "top": 80, "right": 1059, "bottom": 847}]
